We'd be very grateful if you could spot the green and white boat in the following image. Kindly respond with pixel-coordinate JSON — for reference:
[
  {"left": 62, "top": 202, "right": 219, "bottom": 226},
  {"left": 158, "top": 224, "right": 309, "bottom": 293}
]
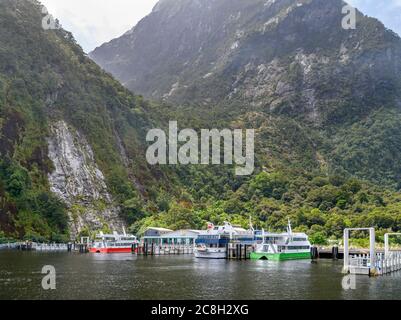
[{"left": 250, "top": 220, "right": 311, "bottom": 261}]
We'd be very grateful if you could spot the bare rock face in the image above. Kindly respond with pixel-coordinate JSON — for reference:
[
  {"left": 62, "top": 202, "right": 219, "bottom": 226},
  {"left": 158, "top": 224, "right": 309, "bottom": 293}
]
[{"left": 47, "top": 120, "right": 125, "bottom": 239}]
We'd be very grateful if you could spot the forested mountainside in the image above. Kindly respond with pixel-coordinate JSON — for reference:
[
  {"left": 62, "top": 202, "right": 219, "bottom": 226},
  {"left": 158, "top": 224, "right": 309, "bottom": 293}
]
[
  {"left": 2, "top": 0, "right": 401, "bottom": 245},
  {"left": 91, "top": 0, "right": 401, "bottom": 188},
  {"left": 91, "top": 0, "right": 401, "bottom": 243},
  {"left": 0, "top": 0, "right": 171, "bottom": 241}
]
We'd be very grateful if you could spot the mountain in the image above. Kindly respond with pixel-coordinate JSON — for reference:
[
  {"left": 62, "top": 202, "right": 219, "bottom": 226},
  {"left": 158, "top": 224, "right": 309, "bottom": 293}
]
[
  {"left": 2, "top": 0, "right": 401, "bottom": 243},
  {"left": 0, "top": 0, "right": 164, "bottom": 241},
  {"left": 91, "top": 0, "right": 401, "bottom": 188}
]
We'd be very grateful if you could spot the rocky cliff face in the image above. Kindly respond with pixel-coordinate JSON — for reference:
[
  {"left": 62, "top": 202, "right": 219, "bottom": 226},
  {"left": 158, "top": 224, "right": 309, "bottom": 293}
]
[{"left": 47, "top": 121, "right": 124, "bottom": 238}]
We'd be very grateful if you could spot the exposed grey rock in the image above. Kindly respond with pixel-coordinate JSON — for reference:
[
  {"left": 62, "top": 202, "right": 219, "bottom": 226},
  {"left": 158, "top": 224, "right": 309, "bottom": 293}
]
[{"left": 47, "top": 120, "right": 125, "bottom": 239}]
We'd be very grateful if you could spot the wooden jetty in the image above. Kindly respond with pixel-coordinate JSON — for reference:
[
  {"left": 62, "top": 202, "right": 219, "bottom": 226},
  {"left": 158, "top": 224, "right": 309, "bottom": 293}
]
[
  {"left": 0, "top": 241, "right": 36, "bottom": 251},
  {"left": 138, "top": 243, "right": 194, "bottom": 256},
  {"left": 0, "top": 239, "right": 88, "bottom": 253},
  {"left": 73, "top": 237, "right": 90, "bottom": 253},
  {"left": 226, "top": 243, "right": 254, "bottom": 260},
  {"left": 342, "top": 228, "right": 401, "bottom": 276},
  {"left": 0, "top": 243, "right": 18, "bottom": 250},
  {"left": 33, "top": 243, "right": 69, "bottom": 251},
  {"left": 310, "top": 246, "right": 384, "bottom": 260}
]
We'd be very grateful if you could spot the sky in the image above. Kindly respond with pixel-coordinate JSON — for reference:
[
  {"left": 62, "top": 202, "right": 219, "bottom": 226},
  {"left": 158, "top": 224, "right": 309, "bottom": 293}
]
[
  {"left": 39, "top": 0, "right": 401, "bottom": 53},
  {"left": 40, "top": 0, "right": 159, "bottom": 53},
  {"left": 348, "top": 0, "right": 401, "bottom": 36}
]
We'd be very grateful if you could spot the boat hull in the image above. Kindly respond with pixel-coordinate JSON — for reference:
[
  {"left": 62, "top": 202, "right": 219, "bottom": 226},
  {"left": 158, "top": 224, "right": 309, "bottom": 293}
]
[
  {"left": 90, "top": 247, "right": 134, "bottom": 254},
  {"left": 194, "top": 249, "right": 226, "bottom": 259},
  {"left": 250, "top": 251, "right": 311, "bottom": 261}
]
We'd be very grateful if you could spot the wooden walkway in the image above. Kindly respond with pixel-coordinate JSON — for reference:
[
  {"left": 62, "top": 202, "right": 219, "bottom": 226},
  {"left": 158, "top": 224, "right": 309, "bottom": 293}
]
[
  {"left": 0, "top": 242, "right": 82, "bottom": 252},
  {"left": 343, "top": 229, "right": 401, "bottom": 276},
  {"left": 138, "top": 244, "right": 194, "bottom": 256}
]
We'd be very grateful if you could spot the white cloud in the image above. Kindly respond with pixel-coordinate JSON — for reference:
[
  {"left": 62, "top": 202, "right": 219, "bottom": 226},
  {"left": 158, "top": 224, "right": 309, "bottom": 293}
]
[{"left": 40, "top": 0, "right": 159, "bottom": 52}]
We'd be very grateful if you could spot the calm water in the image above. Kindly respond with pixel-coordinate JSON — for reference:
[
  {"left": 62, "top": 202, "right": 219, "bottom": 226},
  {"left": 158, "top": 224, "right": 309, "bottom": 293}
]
[{"left": 0, "top": 251, "right": 400, "bottom": 300}]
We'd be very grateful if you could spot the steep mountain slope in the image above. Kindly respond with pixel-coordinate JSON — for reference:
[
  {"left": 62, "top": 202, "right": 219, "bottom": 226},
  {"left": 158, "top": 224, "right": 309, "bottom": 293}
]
[
  {"left": 91, "top": 0, "right": 401, "bottom": 188},
  {"left": 2, "top": 0, "right": 401, "bottom": 243},
  {"left": 91, "top": 0, "right": 401, "bottom": 115},
  {"left": 0, "top": 0, "right": 161, "bottom": 240}
]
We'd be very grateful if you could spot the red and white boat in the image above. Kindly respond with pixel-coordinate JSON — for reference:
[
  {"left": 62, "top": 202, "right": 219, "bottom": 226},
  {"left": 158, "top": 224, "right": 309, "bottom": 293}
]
[{"left": 90, "top": 230, "right": 139, "bottom": 253}]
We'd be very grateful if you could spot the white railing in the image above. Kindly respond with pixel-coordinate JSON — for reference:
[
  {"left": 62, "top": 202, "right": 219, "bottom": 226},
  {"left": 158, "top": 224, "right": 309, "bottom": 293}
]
[
  {"left": 349, "top": 254, "right": 370, "bottom": 268},
  {"left": 347, "top": 252, "right": 401, "bottom": 275},
  {"left": 0, "top": 242, "right": 21, "bottom": 250},
  {"left": 33, "top": 243, "right": 69, "bottom": 251},
  {"left": 377, "top": 252, "right": 401, "bottom": 275},
  {"left": 141, "top": 244, "right": 195, "bottom": 255},
  {"left": 0, "top": 242, "right": 69, "bottom": 251}
]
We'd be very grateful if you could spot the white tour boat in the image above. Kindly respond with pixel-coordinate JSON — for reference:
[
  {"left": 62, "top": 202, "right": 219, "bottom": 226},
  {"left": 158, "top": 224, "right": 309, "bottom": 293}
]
[
  {"left": 251, "top": 220, "right": 311, "bottom": 260},
  {"left": 194, "top": 222, "right": 253, "bottom": 259}
]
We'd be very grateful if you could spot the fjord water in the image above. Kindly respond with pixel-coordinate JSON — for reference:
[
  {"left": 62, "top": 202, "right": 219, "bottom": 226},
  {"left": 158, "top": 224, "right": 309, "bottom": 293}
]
[{"left": 0, "top": 251, "right": 400, "bottom": 300}]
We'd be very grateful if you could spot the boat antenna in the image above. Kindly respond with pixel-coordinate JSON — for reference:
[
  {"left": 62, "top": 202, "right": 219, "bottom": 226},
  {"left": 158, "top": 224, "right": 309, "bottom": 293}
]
[
  {"left": 249, "top": 216, "right": 254, "bottom": 232},
  {"left": 287, "top": 218, "right": 293, "bottom": 237}
]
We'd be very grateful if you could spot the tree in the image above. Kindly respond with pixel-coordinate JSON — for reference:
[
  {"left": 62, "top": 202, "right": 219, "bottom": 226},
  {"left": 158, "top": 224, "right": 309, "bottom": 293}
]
[
  {"left": 309, "top": 231, "right": 328, "bottom": 245},
  {"left": 6, "top": 167, "right": 30, "bottom": 198},
  {"left": 122, "top": 195, "right": 144, "bottom": 225},
  {"left": 35, "top": 192, "right": 68, "bottom": 232},
  {"left": 249, "top": 172, "right": 288, "bottom": 200}
]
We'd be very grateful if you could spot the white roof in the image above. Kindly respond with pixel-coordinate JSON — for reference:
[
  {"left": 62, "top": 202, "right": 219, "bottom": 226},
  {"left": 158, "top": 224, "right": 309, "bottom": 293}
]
[
  {"left": 257, "top": 232, "right": 308, "bottom": 237},
  {"left": 146, "top": 227, "right": 173, "bottom": 232},
  {"left": 161, "top": 230, "right": 201, "bottom": 238}
]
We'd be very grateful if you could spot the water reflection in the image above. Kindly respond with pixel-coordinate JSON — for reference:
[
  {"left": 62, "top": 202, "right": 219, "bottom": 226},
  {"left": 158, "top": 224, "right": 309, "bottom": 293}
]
[{"left": 0, "top": 251, "right": 400, "bottom": 300}]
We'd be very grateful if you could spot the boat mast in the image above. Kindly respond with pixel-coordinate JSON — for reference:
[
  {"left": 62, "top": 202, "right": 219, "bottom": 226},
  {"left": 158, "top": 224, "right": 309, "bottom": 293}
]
[
  {"left": 249, "top": 216, "right": 254, "bottom": 232},
  {"left": 287, "top": 218, "right": 293, "bottom": 240}
]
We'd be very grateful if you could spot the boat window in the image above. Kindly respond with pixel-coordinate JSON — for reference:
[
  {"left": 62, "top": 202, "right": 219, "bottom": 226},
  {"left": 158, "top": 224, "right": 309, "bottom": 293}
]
[
  {"left": 293, "top": 238, "right": 307, "bottom": 242},
  {"left": 287, "top": 246, "right": 310, "bottom": 250}
]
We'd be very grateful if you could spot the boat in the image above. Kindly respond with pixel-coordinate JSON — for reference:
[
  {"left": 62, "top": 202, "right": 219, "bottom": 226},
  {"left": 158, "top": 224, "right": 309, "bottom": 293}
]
[
  {"left": 250, "top": 220, "right": 311, "bottom": 261},
  {"left": 89, "top": 229, "right": 138, "bottom": 253},
  {"left": 194, "top": 222, "right": 253, "bottom": 259}
]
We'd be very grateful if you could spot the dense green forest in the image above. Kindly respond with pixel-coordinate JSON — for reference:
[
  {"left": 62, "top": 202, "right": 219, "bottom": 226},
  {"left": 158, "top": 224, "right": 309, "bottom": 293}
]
[
  {"left": 126, "top": 105, "right": 401, "bottom": 244},
  {"left": 0, "top": 0, "right": 158, "bottom": 242}
]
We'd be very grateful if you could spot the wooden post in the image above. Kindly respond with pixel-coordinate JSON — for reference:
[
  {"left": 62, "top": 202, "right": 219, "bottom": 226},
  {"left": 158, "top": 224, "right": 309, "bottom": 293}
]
[
  {"left": 343, "top": 229, "right": 349, "bottom": 274},
  {"left": 369, "top": 228, "right": 377, "bottom": 275},
  {"left": 385, "top": 233, "right": 390, "bottom": 258}
]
